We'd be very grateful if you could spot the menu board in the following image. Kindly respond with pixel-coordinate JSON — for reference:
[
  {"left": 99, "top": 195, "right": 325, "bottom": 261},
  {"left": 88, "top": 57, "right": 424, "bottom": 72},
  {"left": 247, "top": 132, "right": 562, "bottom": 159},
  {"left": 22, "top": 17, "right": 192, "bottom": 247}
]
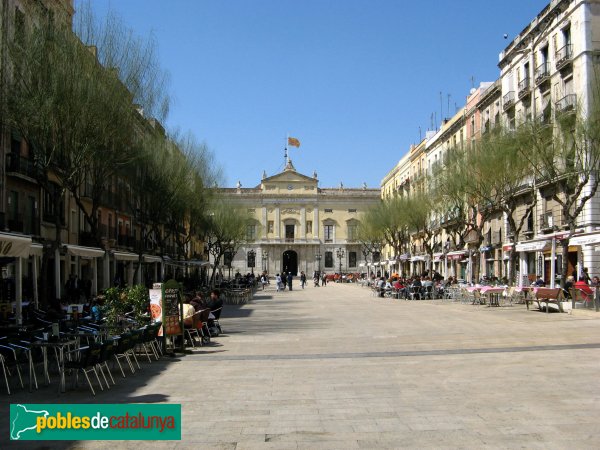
[{"left": 161, "top": 279, "right": 183, "bottom": 337}]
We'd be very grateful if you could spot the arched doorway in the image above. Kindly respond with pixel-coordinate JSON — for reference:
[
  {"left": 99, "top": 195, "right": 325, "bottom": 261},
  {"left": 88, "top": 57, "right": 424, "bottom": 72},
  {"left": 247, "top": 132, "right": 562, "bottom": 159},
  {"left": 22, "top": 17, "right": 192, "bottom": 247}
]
[{"left": 282, "top": 250, "right": 298, "bottom": 276}]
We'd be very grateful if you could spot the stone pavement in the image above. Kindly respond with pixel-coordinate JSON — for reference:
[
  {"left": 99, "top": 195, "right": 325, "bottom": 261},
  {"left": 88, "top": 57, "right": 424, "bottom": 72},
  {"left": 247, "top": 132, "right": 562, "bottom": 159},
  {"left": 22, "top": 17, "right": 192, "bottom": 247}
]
[{"left": 3, "top": 282, "right": 600, "bottom": 449}]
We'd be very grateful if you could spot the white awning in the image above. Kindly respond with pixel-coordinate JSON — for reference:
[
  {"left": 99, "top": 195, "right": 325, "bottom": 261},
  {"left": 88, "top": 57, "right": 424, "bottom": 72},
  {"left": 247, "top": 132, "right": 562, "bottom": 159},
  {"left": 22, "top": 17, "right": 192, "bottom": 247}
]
[
  {"left": 67, "top": 244, "right": 105, "bottom": 258},
  {"left": 515, "top": 240, "right": 550, "bottom": 252},
  {"left": 187, "top": 259, "right": 210, "bottom": 267},
  {"left": 411, "top": 255, "right": 426, "bottom": 262},
  {"left": 0, "top": 232, "right": 32, "bottom": 258},
  {"left": 143, "top": 255, "right": 163, "bottom": 263},
  {"left": 112, "top": 251, "right": 139, "bottom": 261},
  {"left": 29, "top": 243, "right": 44, "bottom": 257},
  {"left": 570, "top": 234, "right": 600, "bottom": 246}
]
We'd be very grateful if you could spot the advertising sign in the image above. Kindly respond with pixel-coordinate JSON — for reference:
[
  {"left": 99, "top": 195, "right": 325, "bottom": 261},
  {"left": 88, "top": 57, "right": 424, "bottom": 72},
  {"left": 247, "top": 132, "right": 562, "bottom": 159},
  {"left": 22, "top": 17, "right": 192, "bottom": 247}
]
[{"left": 149, "top": 287, "right": 163, "bottom": 336}]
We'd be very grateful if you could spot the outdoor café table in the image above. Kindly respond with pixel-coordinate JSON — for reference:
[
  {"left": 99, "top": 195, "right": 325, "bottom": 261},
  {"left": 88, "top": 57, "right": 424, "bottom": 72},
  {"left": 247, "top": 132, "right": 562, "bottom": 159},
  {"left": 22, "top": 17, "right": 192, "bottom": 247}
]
[
  {"left": 31, "top": 338, "right": 78, "bottom": 394},
  {"left": 479, "top": 286, "right": 506, "bottom": 307}
]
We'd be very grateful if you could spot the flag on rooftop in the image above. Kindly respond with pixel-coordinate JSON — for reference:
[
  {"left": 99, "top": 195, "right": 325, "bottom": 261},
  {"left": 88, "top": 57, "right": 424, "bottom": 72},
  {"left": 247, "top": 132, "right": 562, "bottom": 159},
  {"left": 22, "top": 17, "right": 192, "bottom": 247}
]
[{"left": 288, "top": 137, "right": 300, "bottom": 148}]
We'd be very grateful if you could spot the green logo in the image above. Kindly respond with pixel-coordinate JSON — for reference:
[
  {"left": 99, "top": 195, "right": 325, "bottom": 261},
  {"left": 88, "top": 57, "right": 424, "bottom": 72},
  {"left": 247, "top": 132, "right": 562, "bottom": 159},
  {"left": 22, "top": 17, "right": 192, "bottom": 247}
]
[{"left": 10, "top": 404, "right": 181, "bottom": 440}]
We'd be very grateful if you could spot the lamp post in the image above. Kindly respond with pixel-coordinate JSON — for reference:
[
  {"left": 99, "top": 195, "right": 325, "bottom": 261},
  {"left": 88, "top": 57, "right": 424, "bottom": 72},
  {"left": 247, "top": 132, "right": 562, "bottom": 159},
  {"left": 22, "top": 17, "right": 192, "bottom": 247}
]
[
  {"left": 262, "top": 250, "right": 268, "bottom": 273},
  {"left": 336, "top": 248, "right": 345, "bottom": 280},
  {"left": 248, "top": 249, "right": 255, "bottom": 275},
  {"left": 315, "top": 252, "right": 322, "bottom": 273}
]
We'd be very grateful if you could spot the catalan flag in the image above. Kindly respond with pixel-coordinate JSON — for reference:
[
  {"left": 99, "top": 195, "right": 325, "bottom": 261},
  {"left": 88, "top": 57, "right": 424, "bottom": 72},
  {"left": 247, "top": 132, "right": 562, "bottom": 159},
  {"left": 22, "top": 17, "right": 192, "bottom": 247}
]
[{"left": 288, "top": 137, "right": 300, "bottom": 148}]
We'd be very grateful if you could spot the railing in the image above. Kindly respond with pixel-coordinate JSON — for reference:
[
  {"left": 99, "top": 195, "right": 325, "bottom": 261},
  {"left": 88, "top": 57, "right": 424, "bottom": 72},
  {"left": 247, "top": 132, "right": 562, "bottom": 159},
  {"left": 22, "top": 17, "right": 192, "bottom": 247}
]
[
  {"left": 555, "top": 44, "right": 572, "bottom": 69},
  {"left": 503, "top": 91, "right": 515, "bottom": 110},
  {"left": 99, "top": 224, "right": 117, "bottom": 240},
  {"left": 535, "top": 62, "right": 549, "bottom": 83},
  {"left": 5, "top": 153, "right": 39, "bottom": 180},
  {"left": 518, "top": 78, "right": 531, "bottom": 98},
  {"left": 7, "top": 214, "right": 24, "bottom": 233},
  {"left": 555, "top": 94, "right": 577, "bottom": 112},
  {"left": 117, "top": 234, "right": 136, "bottom": 248},
  {"left": 539, "top": 213, "right": 554, "bottom": 231}
]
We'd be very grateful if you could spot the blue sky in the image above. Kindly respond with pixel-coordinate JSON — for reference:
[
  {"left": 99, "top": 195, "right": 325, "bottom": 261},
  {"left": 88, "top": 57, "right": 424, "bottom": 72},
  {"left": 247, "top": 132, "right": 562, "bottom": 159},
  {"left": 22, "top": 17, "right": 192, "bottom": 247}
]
[{"left": 81, "top": 0, "right": 549, "bottom": 188}]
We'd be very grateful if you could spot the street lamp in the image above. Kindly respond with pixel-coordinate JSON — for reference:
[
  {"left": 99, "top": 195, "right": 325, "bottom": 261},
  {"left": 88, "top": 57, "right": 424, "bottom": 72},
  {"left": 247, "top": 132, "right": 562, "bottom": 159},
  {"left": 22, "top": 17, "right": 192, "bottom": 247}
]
[
  {"left": 336, "top": 248, "right": 345, "bottom": 279},
  {"left": 261, "top": 250, "right": 268, "bottom": 273},
  {"left": 248, "top": 249, "right": 256, "bottom": 275},
  {"left": 315, "top": 252, "right": 322, "bottom": 273}
]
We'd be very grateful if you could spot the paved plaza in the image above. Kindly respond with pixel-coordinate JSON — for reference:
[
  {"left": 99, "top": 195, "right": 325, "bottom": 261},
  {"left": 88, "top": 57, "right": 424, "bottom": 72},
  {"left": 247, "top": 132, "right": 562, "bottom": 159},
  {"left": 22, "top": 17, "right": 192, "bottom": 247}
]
[{"left": 3, "top": 282, "right": 600, "bottom": 449}]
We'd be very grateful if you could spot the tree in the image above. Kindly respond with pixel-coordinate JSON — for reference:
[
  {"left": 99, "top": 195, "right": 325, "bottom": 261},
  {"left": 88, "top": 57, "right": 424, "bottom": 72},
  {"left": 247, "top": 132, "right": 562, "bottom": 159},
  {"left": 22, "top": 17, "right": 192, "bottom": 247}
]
[
  {"left": 519, "top": 81, "right": 600, "bottom": 287},
  {"left": 466, "top": 129, "right": 538, "bottom": 284},
  {"left": 203, "top": 203, "right": 248, "bottom": 285}
]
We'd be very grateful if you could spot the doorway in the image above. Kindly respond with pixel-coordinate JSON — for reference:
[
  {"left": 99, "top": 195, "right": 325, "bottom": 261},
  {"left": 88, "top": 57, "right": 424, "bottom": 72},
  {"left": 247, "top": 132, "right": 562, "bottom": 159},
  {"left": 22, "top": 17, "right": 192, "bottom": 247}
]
[{"left": 282, "top": 250, "right": 298, "bottom": 276}]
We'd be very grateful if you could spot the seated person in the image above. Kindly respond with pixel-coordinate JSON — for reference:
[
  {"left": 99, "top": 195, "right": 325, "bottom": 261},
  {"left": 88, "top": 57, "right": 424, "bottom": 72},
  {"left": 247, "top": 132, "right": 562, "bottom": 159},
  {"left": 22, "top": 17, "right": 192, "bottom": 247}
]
[
  {"left": 574, "top": 277, "right": 594, "bottom": 302},
  {"left": 90, "top": 298, "right": 104, "bottom": 322},
  {"left": 533, "top": 276, "right": 545, "bottom": 287},
  {"left": 563, "top": 275, "right": 575, "bottom": 298},
  {"left": 182, "top": 302, "right": 195, "bottom": 327}
]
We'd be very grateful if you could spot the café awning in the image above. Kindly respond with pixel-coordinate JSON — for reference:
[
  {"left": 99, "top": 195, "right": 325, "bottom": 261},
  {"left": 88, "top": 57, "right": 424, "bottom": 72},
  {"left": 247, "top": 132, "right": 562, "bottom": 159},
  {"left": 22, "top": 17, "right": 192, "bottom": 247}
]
[
  {"left": 0, "top": 232, "right": 32, "bottom": 258},
  {"left": 143, "top": 255, "right": 163, "bottom": 263},
  {"left": 112, "top": 251, "right": 139, "bottom": 261},
  {"left": 67, "top": 244, "right": 105, "bottom": 258},
  {"left": 515, "top": 240, "right": 550, "bottom": 252},
  {"left": 447, "top": 250, "right": 467, "bottom": 260},
  {"left": 570, "top": 233, "right": 600, "bottom": 246}
]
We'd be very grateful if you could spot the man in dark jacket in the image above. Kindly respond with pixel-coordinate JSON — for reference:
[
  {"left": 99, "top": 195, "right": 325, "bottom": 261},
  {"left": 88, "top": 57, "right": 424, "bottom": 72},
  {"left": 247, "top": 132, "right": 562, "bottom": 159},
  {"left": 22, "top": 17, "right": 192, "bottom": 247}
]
[{"left": 287, "top": 272, "right": 293, "bottom": 291}]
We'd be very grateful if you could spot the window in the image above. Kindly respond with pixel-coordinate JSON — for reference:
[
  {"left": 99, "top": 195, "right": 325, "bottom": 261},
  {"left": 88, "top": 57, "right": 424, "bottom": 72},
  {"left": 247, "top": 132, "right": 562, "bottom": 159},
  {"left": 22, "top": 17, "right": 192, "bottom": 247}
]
[
  {"left": 373, "top": 252, "right": 381, "bottom": 263},
  {"left": 42, "top": 184, "right": 65, "bottom": 225},
  {"left": 306, "top": 220, "right": 312, "bottom": 234},
  {"left": 324, "top": 208, "right": 333, "bottom": 213},
  {"left": 246, "top": 224, "right": 256, "bottom": 241},
  {"left": 324, "top": 224, "right": 334, "bottom": 243},
  {"left": 247, "top": 251, "right": 255, "bottom": 268},
  {"left": 348, "top": 209, "right": 357, "bottom": 213},
  {"left": 349, "top": 252, "right": 357, "bottom": 268},
  {"left": 325, "top": 251, "right": 333, "bottom": 268},
  {"left": 347, "top": 224, "right": 357, "bottom": 241},
  {"left": 268, "top": 220, "right": 274, "bottom": 233},
  {"left": 285, "top": 224, "right": 294, "bottom": 241}
]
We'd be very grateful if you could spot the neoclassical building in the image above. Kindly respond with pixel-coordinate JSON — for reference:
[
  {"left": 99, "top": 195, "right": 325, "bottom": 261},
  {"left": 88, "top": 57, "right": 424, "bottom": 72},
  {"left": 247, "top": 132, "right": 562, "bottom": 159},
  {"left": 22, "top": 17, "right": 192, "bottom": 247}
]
[{"left": 218, "top": 160, "right": 381, "bottom": 276}]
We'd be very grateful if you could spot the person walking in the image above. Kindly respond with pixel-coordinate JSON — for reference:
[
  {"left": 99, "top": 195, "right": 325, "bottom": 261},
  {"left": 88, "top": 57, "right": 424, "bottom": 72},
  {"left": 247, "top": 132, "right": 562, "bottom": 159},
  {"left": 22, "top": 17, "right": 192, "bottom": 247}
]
[
  {"left": 322, "top": 273, "right": 327, "bottom": 286},
  {"left": 300, "top": 271, "right": 307, "bottom": 289},
  {"left": 282, "top": 272, "right": 287, "bottom": 290},
  {"left": 287, "top": 272, "right": 293, "bottom": 291},
  {"left": 275, "top": 273, "right": 283, "bottom": 292}
]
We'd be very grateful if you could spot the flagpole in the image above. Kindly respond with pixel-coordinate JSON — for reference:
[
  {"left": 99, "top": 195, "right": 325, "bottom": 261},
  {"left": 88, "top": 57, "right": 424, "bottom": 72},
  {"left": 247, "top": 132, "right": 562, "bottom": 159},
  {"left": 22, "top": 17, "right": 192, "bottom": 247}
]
[{"left": 285, "top": 134, "right": 289, "bottom": 166}]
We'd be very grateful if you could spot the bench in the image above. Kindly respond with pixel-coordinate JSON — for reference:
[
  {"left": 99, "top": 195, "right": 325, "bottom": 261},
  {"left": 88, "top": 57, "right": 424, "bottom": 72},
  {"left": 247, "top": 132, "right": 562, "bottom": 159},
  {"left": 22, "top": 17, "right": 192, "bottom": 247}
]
[{"left": 526, "top": 287, "right": 564, "bottom": 313}]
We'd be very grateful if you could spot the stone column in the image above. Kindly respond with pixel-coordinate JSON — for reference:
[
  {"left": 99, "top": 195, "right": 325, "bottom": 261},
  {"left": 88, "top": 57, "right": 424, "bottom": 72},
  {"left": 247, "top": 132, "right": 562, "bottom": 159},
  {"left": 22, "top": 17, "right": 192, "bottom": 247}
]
[
  {"left": 262, "top": 206, "right": 267, "bottom": 239},
  {"left": 313, "top": 208, "right": 319, "bottom": 239},
  {"left": 301, "top": 207, "right": 306, "bottom": 239},
  {"left": 275, "top": 207, "right": 281, "bottom": 239}
]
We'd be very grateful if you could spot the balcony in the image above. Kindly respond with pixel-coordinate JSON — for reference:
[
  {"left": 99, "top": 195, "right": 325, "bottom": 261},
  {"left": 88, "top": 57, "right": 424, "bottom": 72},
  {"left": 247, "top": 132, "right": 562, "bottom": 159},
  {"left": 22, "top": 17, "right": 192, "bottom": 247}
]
[
  {"left": 117, "top": 234, "right": 137, "bottom": 248},
  {"left": 7, "top": 214, "right": 24, "bottom": 233},
  {"left": 503, "top": 91, "right": 515, "bottom": 110},
  {"left": 555, "top": 44, "right": 572, "bottom": 70},
  {"left": 5, "top": 153, "right": 39, "bottom": 181},
  {"left": 555, "top": 94, "right": 577, "bottom": 112},
  {"left": 539, "top": 213, "right": 555, "bottom": 232},
  {"left": 518, "top": 78, "right": 531, "bottom": 99},
  {"left": 535, "top": 62, "right": 550, "bottom": 84},
  {"left": 99, "top": 224, "right": 117, "bottom": 240}
]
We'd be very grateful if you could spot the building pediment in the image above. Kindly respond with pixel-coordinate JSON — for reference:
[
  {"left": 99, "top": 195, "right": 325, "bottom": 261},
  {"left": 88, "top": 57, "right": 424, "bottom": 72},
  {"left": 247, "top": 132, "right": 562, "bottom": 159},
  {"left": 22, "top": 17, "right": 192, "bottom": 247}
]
[{"left": 261, "top": 164, "right": 318, "bottom": 194}]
